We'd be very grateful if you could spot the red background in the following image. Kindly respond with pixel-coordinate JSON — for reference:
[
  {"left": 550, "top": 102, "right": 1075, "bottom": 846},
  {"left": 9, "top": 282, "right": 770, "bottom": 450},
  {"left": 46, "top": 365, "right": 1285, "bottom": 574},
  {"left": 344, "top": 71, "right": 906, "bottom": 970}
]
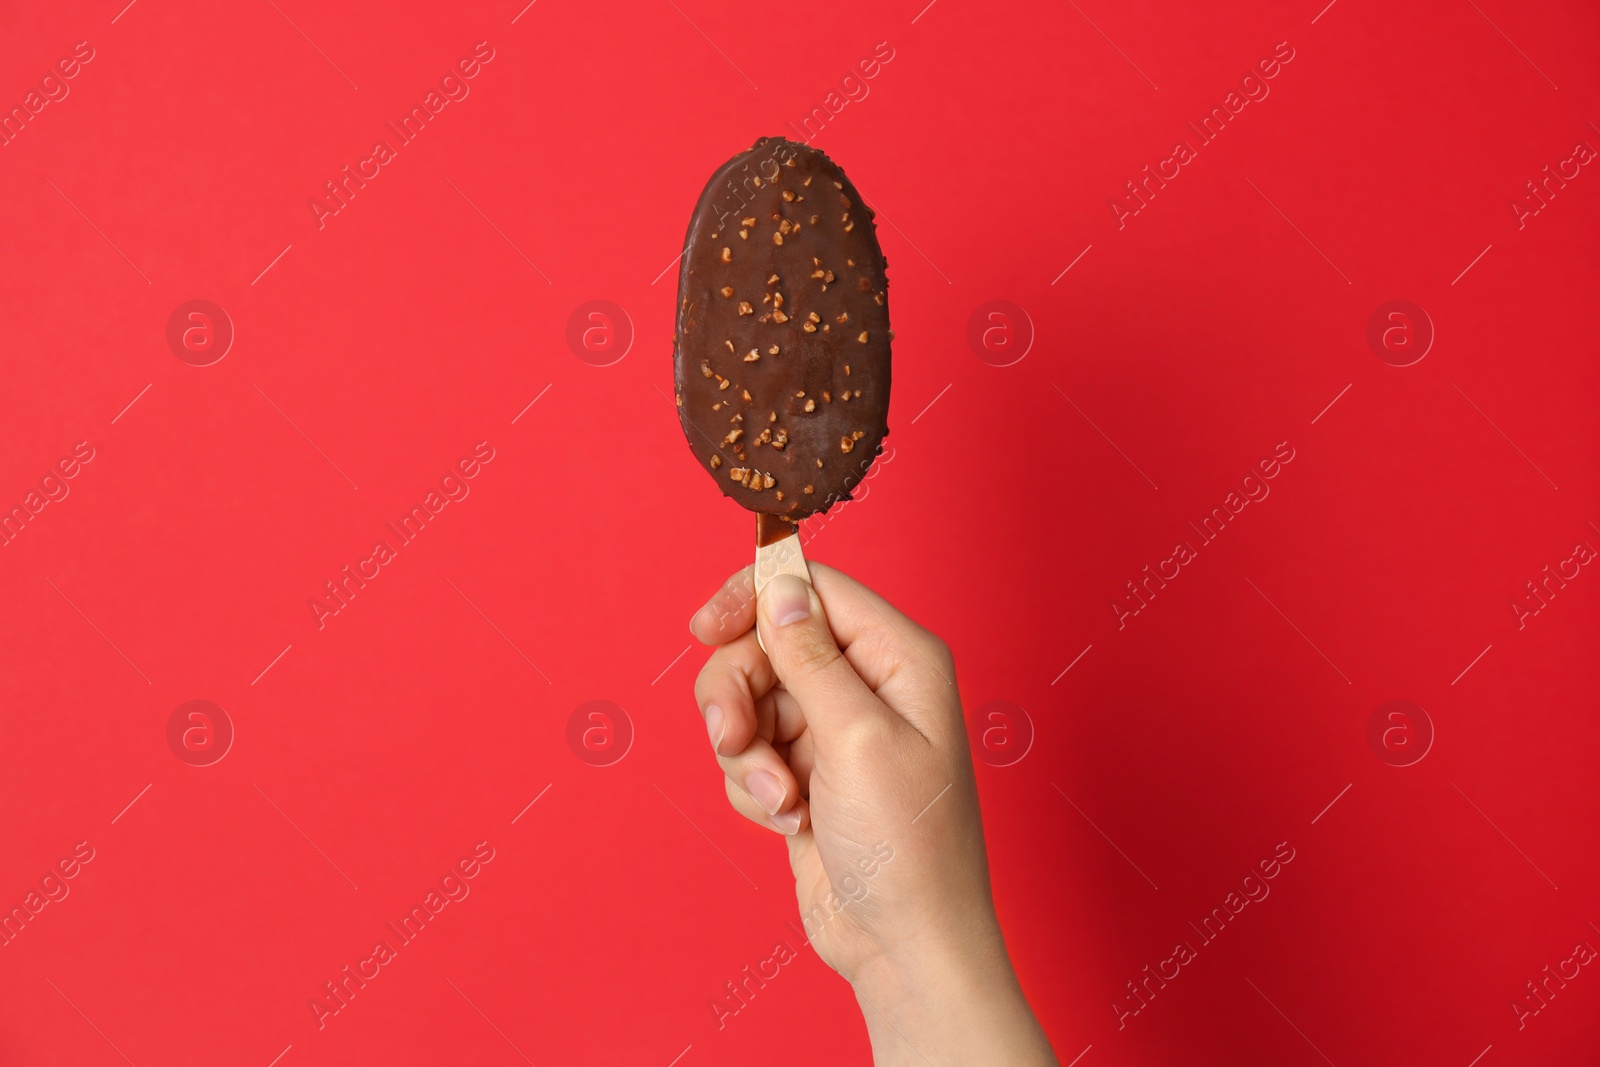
[{"left": 2, "top": 1, "right": 1597, "bottom": 1064}]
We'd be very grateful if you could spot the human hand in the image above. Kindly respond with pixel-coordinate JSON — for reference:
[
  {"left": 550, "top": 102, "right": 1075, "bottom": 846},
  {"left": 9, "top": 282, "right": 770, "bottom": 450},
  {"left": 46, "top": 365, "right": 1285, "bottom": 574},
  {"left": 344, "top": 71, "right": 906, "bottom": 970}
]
[{"left": 690, "top": 562, "right": 1056, "bottom": 1065}]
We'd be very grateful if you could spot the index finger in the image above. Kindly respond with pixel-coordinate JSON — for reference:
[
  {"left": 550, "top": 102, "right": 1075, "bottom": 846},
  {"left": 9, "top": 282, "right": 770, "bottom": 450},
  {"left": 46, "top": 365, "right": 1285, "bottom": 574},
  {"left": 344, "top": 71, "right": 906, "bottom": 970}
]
[{"left": 690, "top": 565, "right": 757, "bottom": 645}]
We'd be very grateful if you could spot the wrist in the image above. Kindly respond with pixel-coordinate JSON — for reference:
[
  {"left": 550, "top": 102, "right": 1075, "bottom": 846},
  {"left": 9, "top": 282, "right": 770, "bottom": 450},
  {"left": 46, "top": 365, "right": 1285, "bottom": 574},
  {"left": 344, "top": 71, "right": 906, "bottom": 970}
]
[{"left": 850, "top": 920, "right": 1056, "bottom": 1066}]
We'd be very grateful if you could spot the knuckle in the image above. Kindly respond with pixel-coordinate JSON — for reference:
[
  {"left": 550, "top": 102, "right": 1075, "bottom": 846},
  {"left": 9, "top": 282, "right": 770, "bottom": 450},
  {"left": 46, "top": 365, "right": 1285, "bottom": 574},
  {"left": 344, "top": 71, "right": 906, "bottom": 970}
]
[
  {"left": 723, "top": 775, "right": 765, "bottom": 823},
  {"left": 779, "top": 629, "right": 844, "bottom": 678}
]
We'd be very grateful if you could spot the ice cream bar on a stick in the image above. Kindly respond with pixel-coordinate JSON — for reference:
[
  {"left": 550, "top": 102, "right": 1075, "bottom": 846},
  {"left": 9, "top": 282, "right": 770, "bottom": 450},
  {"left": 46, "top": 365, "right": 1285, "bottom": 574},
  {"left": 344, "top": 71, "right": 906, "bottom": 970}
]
[{"left": 673, "top": 137, "right": 892, "bottom": 632}]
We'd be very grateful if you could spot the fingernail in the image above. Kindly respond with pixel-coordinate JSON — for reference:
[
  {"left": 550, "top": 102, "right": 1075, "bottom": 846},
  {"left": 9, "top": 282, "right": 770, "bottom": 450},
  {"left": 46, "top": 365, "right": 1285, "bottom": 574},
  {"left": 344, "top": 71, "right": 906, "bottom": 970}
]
[
  {"left": 761, "top": 574, "right": 811, "bottom": 628},
  {"left": 705, "top": 704, "right": 725, "bottom": 751},
  {"left": 770, "top": 808, "right": 803, "bottom": 835},
  {"left": 746, "top": 770, "right": 788, "bottom": 816}
]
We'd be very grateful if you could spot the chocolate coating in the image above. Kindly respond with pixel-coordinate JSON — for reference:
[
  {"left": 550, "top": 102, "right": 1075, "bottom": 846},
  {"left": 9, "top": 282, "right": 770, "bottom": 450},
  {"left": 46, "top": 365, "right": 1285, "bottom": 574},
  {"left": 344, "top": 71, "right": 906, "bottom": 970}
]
[{"left": 674, "top": 136, "right": 891, "bottom": 523}]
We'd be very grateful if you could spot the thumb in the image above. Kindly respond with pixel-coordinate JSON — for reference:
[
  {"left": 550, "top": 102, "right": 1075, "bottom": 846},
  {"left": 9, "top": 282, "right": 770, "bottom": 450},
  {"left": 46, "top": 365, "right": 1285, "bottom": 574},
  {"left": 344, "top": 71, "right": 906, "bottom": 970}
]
[{"left": 757, "top": 573, "right": 885, "bottom": 736}]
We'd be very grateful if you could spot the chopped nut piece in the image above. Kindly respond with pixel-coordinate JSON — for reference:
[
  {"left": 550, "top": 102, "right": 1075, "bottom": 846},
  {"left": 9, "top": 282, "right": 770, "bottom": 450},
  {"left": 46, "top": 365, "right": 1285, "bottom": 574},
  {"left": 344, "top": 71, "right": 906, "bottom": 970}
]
[
  {"left": 700, "top": 359, "right": 714, "bottom": 378},
  {"left": 769, "top": 411, "right": 777, "bottom": 422},
  {"left": 719, "top": 286, "right": 733, "bottom": 298},
  {"left": 779, "top": 219, "right": 793, "bottom": 235},
  {"left": 742, "top": 389, "right": 752, "bottom": 401},
  {"left": 851, "top": 430, "right": 865, "bottom": 440},
  {"left": 796, "top": 391, "right": 806, "bottom": 397},
  {"left": 773, "top": 292, "right": 784, "bottom": 308},
  {"left": 744, "top": 349, "right": 760, "bottom": 362},
  {"left": 833, "top": 180, "right": 843, "bottom": 189},
  {"left": 768, "top": 344, "right": 779, "bottom": 355},
  {"left": 816, "top": 459, "right": 824, "bottom": 468},
  {"left": 730, "top": 467, "right": 749, "bottom": 481},
  {"left": 847, "top": 258, "right": 856, "bottom": 267},
  {"left": 723, "top": 428, "right": 744, "bottom": 445},
  {"left": 712, "top": 402, "right": 722, "bottom": 411},
  {"left": 718, "top": 378, "right": 731, "bottom": 390},
  {"left": 772, "top": 309, "right": 789, "bottom": 323},
  {"left": 807, "top": 311, "right": 821, "bottom": 322},
  {"left": 710, "top": 455, "right": 722, "bottom": 469},
  {"left": 739, "top": 229, "right": 748, "bottom": 240},
  {"left": 857, "top": 331, "right": 869, "bottom": 343},
  {"left": 802, "top": 322, "right": 817, "bottom": 333},
  {"left": 721, "top": 247, "right": 731, "bottom": 262},
  {"left": 782, "top": 190, "right": 795, "bottom": 202},
  {"left": 773, "top": 430, "right": 788, "bottom": 449},
  {"left": 844, "top": 364, "right": 852, "bottom": 376},
  {"left": 840, "top": 436, "right": 854, "bottom": 454},
  {"left": 842, "top": 212, "right": 850, "bottom": 223},
  {"left": 811, "top": 269, "right": 826, "bottom": 279},
  {"left": 803, "top": 176, "right": 812, "bottom": 186},
  {"left": 824, "top": 271, "right": 835, "bottom": 283},
  {"left": 853, "top": 389, "right": 862, "bottom": 397},
  {"left": 804, "top": 485, "right": 814, "bottom": 494},
  {"left": 841, "top": 390, "right": 851, "bottom": 402},
  {"left": 844, "top": 221, "right": 855, "bottom": 232},
  {"left": 767, "top": 274, "right": 780, "bottom": 285},
  {"left": 810, "top": 214, "right": 820, "bottom": 224},
  {"left": 741, "top": 217, "right": 756, "bottom": 228},
  {"left": 823, "top": 390, "right": 832, "bottom": 402},
  {"left": 758, "top": 428, "right": 772, "bottom": 444},
  {"left": 836, "top": 312, "right": 849, "bottom": 325},
  {"left": 762, "top": 473, "right": 775, "bottom": 489},
  {"left": 775, "top": 490, "right": 784, "bottom": 501},
  {"left": 725, "top": 340, "right": 735, "bottom": 353},
  {"left": 772, "top": 232, "right": 784, "bottom": 246},
  {"left": 804, "top": 398, "right": 816, "bottom": 412},
  {"left": 738, "top": 301, "right": 753, "bottom": 315},
  {"left": 753, "top": 176, "right": 763, "bottom": 187},
  {"left": 874, "top": 293, "right": 884, "bottom": 305}
]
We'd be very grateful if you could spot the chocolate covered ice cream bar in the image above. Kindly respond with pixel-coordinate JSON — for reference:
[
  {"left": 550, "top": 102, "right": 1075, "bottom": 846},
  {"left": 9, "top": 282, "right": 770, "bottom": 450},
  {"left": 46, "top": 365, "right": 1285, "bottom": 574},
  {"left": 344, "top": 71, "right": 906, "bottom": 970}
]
[{"left": 673, "top": 136, "right": 892, "bottom": 538}]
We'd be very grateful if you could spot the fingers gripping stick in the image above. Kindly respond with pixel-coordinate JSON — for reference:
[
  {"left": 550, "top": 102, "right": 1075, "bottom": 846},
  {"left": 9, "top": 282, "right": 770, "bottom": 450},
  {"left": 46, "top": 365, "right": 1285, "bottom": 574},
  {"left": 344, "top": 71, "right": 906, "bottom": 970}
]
[{"left": 754, "top": 514, "right": 809, "bottom": 654}]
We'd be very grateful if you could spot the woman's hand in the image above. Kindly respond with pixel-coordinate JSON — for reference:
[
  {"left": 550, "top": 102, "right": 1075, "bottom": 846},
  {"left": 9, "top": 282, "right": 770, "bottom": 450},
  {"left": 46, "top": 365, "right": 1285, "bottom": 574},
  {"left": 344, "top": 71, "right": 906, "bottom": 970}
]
[{"left": 690, "top": 563, "right": 1057, "bottom": 1065}]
